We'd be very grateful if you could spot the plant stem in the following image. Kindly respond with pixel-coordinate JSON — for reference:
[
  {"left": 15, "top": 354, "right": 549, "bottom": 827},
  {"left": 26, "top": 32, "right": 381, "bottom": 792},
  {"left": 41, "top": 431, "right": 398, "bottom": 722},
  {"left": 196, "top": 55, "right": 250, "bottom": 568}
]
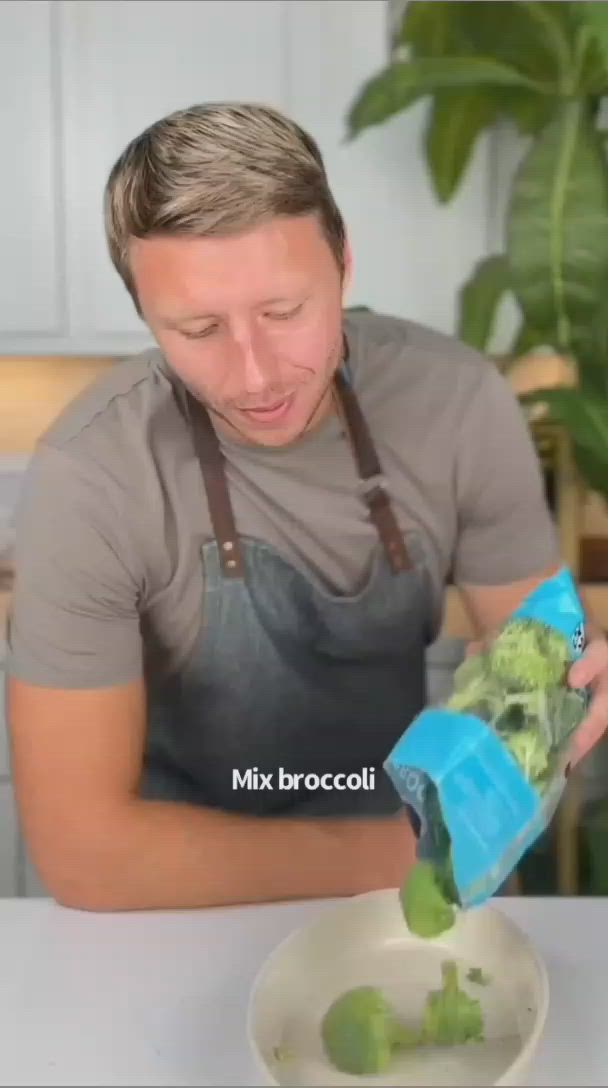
[{"left": 549, "top": 100, "right": 582, "bottom": 352}]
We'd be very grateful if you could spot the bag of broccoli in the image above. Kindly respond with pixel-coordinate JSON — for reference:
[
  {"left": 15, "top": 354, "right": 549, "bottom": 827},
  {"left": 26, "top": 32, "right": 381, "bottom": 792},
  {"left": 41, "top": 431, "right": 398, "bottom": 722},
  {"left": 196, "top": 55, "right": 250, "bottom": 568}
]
[{"left": 384, "top": 566, "right": 589, "bottom": 914}]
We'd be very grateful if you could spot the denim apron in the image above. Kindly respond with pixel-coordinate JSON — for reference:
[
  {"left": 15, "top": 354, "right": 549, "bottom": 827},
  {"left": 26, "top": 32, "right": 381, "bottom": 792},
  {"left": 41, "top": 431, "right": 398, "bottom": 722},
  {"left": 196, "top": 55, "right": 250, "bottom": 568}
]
[{"left": 143, "top": 347, "right": 435, "bottom": 818}]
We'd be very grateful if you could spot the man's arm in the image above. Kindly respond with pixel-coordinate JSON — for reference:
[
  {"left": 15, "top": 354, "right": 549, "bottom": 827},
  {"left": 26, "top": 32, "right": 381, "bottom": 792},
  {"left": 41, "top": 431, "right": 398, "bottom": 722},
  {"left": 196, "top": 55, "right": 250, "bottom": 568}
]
[
  {"left": 451, "top": 359, "right": 564, "bottom": 638},
  {"left": 458, "top": 561, "right": 562, "bottom": 642},
  {"left": 7, "top": 675, "right": 415, "bottom": 911},
  {"left": 6, "top": 442, "right": 414, "bottom": 911}
]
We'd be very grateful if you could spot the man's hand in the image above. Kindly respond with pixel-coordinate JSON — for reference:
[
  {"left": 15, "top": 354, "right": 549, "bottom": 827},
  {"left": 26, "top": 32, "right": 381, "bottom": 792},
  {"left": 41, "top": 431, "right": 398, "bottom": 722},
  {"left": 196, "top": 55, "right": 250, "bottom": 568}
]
[
  {"left": 459, "top": 567, "right": 608, "bottom": 769},
  {"left": 567, "top": 627, "right": 608, "bottom": 768}
]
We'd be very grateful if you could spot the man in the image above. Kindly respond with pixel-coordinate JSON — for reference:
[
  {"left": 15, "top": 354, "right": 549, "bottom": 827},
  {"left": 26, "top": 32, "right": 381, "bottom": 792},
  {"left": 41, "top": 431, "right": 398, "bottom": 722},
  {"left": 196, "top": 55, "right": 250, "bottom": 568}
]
[{"left": 6, "top": 103, "right": 608, "bottom": 912}]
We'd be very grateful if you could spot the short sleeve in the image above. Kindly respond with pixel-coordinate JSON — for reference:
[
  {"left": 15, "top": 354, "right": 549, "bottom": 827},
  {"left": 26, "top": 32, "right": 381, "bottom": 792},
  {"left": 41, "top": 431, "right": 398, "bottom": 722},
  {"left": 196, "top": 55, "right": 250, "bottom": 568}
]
[
  {"left": 452, "top": 363, "right": 560, "bottom": 586},
  {"left": 5, "top": 442, "right": 143, "bottom": 689}
]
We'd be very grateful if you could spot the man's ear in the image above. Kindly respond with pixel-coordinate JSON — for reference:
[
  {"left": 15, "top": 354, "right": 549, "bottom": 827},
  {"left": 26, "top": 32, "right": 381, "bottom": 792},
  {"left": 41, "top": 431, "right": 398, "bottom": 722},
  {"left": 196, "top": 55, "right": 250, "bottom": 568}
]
[{"left": 341, "top": 234, "right": 354, "bottom": 299}]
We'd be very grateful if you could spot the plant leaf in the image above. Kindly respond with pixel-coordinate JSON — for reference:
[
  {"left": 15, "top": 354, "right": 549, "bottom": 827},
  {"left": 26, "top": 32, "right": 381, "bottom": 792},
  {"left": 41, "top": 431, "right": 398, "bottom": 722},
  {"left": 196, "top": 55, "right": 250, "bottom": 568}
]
[
  {"left": 398, "top": 1, "right": 471, "bottom": 55},
  {"left": 521, "top": 387, "right": 608, "bottom": 474},
  {"left": 457, "top": 255, "right": 512, "bottom": 351},
  {"left": 571, "top": 1, "right": 608, "bottom": 93},
  {"left": 498, "top": 86, "right": 558, "bottom": 135},
  {"left": 572, "top": 442, "right": 608, "bottom": 501},
  {"left": 425, "top": 88, "right": 498, "bottom": 202},
  {"left": 450, "top": 1, "right": 572, "bottom": 83},
  {"left": 509, "top": 322, "right": 550, "bottom": 357},
  {"left": 346, "top": 58, "right": 549, "bottom": 138},
  {"left": 569, "top": 291, "right": 608, "bottom": 397},
  {"left": 402, "top": 1, "right": 572, "bottom": 84},
  {"left": 506, "top": 99, "right": 608, "bottom": 356},
  {"left": 398, "top": 2, "right": 567, "bottom": 137},
  {"left": 512, "top": 1, "right": 574, "bottom": 86}
]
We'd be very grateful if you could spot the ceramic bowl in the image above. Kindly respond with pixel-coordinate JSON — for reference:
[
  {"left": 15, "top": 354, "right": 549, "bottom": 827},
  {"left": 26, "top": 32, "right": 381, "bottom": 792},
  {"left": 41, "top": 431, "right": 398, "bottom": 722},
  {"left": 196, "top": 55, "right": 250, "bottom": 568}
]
[{"left": 247, "top": 888, "right": 549, "bottom": 1087}]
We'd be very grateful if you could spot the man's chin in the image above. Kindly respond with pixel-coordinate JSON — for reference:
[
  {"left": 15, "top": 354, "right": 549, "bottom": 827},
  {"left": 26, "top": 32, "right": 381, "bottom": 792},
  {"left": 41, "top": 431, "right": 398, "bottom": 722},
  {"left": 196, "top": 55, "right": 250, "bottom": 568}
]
[{"left": 214, "top": 386, "right": 333, "bottom": 448}]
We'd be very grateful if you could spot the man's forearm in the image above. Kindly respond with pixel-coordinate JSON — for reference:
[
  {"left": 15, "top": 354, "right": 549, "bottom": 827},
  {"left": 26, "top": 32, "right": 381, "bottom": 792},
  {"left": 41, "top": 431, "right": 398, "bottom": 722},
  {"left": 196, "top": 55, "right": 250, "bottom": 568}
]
[{"left": 53, "top": 798, "right": 417, "bottom": 911}]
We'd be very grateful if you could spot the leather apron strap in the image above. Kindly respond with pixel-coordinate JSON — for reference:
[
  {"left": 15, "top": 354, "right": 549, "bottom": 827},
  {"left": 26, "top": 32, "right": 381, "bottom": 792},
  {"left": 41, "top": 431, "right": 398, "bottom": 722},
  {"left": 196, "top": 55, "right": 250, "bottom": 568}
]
[
  {"left": 184, "top": 339, "right": 412, "bottom": 578},
  {"left": 332, "top": 366, "right": 411, "bottom": 573},
  {"left": 187, "top": 400, "right": 246, "bottom": 579}
]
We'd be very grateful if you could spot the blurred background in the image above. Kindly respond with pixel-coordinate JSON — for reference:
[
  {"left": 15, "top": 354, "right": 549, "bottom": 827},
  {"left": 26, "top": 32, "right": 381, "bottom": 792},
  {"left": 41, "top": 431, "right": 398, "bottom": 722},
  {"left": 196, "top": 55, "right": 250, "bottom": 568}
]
[{"left": 2, "top": 0, "right": 608, "bottom": 899}]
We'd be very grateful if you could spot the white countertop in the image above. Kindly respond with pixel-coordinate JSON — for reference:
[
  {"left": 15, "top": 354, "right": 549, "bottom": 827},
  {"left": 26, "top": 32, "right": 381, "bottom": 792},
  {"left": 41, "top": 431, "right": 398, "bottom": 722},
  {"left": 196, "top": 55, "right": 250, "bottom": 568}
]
[{"left": 0, "top": 894, "right": 605, "bottom": 1086}]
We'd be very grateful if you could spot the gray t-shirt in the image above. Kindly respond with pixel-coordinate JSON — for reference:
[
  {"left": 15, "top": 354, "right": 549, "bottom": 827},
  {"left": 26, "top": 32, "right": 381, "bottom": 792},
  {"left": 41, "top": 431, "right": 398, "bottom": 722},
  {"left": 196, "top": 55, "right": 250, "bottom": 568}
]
[{"left": 5, "top": 310, "right": 559, "bottom": 689}]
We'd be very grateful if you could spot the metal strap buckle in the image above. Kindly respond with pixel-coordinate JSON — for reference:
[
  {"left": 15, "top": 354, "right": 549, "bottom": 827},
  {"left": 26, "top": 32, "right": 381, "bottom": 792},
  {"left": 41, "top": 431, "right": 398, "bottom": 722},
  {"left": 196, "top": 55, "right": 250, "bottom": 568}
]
[{"left": 358, "top": 474, "right": 389, "bottom": 509}]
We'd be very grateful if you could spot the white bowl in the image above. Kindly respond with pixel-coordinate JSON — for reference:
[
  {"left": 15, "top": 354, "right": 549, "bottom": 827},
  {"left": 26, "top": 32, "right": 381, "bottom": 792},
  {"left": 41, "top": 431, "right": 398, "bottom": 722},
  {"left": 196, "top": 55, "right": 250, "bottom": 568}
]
[{"left": 247, "top": 889, "right": 549, "bottom": 1087}]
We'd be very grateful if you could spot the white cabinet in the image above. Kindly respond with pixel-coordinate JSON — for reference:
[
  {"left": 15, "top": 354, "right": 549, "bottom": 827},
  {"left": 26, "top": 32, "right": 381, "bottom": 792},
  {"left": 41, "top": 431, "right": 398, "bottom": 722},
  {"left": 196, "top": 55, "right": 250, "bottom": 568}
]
[
  {"left": 0, "top": 1, "right": 64, "bottom": 338},
  {"left": 0, "top": 0, "right": 494, "bottom": 356},
  {"left": 59, "top": 0, "right": 288, "bottom": 351}
]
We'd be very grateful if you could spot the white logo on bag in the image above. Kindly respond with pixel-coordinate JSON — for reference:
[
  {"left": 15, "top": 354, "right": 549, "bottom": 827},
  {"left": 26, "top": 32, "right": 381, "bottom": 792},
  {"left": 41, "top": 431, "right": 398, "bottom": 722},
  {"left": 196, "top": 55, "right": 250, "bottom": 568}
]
[
  {"left": 572, "top": 623, "right": 585, "bottom": 654},
  {"left": 395, "top": 766, "right": 426, "bottom": 805}
]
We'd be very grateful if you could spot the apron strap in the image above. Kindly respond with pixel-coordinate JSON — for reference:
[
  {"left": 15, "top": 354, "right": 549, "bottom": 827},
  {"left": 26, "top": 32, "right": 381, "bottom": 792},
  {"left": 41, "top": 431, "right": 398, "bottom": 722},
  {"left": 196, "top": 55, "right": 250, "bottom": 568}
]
[
  {"left": 181, "top": 330, "right": 411, "bottom": 578},
  {"left": 333, "top": 366, "right": 412, "bottom": 574},
  {"left": 186, "top": 393, "right": 246, "bottom": 579}
]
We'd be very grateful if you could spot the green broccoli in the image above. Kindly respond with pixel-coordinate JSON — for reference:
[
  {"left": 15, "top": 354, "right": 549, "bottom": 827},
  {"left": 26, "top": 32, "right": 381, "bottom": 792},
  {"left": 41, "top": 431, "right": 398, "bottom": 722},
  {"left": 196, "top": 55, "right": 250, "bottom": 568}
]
[
  {"left": 321, "top": 986, "right": 417, "bottom": 1074},
  {"left": 400, "top": 860, "right": 456, "bottom": 939},
  {"left": 446, "top": 652, "right": 506, "bottom": 722},
  {"left": 467, "top": 966, "right": 491, "bottom": 986},
  {"left": 445, "top": 653, "right": 492, "bottom": 714},
  {"left": 272, "top": 1044, "right": 295, "bottom": 1063},
  {"left": 420, "top": 960, "right": 484, "bottom": 1046},
  {"left": 488, "top": 618, "right": 569, "bottom": 692},
  {"left": 505, "top": 727, "right": 549, "bottom": 783},
  {"left": 321, "top": 965, "right": 488, "bottom": 1073}
]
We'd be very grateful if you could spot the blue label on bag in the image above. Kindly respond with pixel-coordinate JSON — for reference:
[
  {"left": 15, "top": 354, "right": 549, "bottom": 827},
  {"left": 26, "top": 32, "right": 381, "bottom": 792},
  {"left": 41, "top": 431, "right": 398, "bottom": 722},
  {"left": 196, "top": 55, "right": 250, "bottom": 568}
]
[
  {"left": 512, "top": 566, "right": 586, "bottom": 658},
  {"left": 384, "top": 709, "right": 542, "bottom": 907}
]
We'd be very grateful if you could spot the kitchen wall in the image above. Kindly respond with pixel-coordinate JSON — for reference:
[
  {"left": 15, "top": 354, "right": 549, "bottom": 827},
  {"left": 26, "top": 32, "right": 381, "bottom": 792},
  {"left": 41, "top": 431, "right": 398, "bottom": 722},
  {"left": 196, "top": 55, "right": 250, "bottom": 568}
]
[{"left": 0, "top": 0, "right": 500, "bottom": 897}]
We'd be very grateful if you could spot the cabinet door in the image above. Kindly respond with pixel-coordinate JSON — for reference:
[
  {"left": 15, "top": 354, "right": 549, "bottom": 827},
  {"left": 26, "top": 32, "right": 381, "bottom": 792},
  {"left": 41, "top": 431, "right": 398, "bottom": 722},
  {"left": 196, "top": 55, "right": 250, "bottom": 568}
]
[
  {"left": 0, "top": 0, "right": 63, "bottom": 338},
  {"left": 59, "top": 0, "right": 288, "bottom": 350}
]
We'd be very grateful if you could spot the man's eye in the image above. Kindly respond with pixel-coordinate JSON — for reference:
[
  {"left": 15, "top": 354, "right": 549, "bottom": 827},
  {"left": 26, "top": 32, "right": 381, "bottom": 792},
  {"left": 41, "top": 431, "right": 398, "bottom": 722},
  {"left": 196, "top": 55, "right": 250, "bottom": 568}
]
[
  {"left": 182, "top": 326, "right": 217, "bottom": 340},
  {"left": 266, "top": 304, "right": 303, "bottom": 320}
]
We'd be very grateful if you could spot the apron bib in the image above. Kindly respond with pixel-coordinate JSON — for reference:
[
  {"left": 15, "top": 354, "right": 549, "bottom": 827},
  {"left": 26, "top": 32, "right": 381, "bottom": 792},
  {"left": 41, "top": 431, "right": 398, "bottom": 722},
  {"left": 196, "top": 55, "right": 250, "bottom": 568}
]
[{"left": 143, "top": 351, "right": 435, "bottom": 817}]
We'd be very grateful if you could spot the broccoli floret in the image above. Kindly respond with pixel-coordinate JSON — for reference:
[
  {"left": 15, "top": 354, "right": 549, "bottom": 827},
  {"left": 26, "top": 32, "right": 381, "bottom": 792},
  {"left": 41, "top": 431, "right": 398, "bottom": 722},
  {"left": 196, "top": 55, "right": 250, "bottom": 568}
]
[
  {"left": 505, "top": 728, "right": 549, "bottom": 783},
  {"left": 400, "top": 860, "right": 456, "bottom": 939},
  {"left": 445, "top": 653, "right": 491, "bottom": 713},
  {"left": 446, "top": 653, "right": 506, "bottom": 722},
  {"left": 488, "top": 618, "right": 569, "bottom": 692},
  {"left": 467, "top": 966, "right": 491, "bottom": 986},
  {"left": 420, "top": 960, "right": 484, "bottom": 1046},
  {"left": 321, "top": 986, "right": 416, "bottom": 1074},
  {"left": 321, "top": 967, "right": 487, "bottom": 1072},
  {"left": 272, "top": 1044, "right": 295, "bottom": 1063}
]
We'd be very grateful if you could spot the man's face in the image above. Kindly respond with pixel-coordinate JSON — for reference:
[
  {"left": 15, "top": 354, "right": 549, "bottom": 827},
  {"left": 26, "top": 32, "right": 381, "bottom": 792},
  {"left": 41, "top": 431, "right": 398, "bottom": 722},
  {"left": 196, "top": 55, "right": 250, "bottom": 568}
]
[{"left": 130, "top": 214, "right": 351, "bottom": 447}]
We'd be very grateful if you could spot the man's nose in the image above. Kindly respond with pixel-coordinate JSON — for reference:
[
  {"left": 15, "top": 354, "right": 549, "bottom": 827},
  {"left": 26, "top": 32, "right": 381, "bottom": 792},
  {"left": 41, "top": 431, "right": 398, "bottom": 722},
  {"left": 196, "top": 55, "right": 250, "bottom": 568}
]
[{"left": 231, "top": 331, "right": 273, "bottom": 393}]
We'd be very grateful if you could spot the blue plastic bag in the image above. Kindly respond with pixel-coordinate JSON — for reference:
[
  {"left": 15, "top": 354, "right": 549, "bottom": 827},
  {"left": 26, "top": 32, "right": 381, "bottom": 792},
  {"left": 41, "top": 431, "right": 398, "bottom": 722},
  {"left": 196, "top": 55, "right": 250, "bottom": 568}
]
[{"left": 384, "top": 567, "right": 589, "bottom": 909}]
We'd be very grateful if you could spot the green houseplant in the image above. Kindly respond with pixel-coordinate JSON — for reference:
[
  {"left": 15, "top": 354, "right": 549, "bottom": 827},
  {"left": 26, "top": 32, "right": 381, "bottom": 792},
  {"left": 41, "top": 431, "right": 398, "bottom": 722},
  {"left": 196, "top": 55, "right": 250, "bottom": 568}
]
[{"left": 346, "top": 1, "right": 608, "bottom": 503}]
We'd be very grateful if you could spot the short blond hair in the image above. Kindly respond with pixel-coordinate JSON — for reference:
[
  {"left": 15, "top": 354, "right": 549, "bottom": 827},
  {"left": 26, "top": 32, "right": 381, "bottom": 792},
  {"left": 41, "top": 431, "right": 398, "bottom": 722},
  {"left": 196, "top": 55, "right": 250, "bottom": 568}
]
[{"left": 104, "top": 102, "right": 347, "bottom": 312}]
